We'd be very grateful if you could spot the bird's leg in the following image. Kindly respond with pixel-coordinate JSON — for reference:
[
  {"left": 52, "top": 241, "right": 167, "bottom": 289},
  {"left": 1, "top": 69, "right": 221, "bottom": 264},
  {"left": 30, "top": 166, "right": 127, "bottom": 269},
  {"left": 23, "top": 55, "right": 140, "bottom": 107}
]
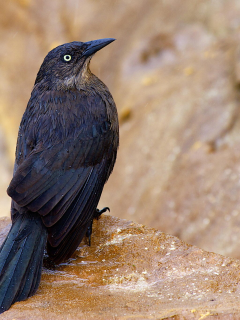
[
  {"left": 86, "top": 221, "right": 93, "bottom": 246},
  {"left": 86, "top": 207, "right": 110, "bottom": 246}
]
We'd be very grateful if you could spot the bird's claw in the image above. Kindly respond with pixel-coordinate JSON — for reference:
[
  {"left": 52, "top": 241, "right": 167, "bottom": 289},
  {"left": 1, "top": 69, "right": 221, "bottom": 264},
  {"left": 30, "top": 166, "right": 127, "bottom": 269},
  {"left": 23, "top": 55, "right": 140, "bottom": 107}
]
[{"left": 96, "top": 206, "right": 110, "bottom": 218}]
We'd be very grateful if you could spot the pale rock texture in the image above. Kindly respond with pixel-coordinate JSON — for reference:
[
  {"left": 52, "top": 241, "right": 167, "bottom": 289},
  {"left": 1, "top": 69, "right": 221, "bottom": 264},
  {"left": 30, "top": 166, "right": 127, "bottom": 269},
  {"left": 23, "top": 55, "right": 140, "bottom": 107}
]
[{"left": 1, "top": 215, "right": 240, "bottom": 319}]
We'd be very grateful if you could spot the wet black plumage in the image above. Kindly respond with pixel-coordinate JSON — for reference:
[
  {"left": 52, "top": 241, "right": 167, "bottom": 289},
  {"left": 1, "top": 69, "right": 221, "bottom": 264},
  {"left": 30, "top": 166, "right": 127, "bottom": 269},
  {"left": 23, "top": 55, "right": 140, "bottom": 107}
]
[{"left": 0, "top": 38, "right": 118, "bottom": 313}]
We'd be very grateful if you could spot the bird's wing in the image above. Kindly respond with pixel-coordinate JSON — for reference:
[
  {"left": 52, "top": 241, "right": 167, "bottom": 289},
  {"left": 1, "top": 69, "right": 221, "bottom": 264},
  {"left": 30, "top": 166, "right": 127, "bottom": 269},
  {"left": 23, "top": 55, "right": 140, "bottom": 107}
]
[{"left": 8, "top": 90, "right": 117, "bottom": 251}]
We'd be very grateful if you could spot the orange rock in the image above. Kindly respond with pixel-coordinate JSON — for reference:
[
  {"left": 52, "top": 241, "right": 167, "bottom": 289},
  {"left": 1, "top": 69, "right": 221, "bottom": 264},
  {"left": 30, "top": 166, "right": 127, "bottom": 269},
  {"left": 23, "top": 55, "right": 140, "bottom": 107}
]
[{"left": 1, "top": 215, "right": 240, "bottom": 319}]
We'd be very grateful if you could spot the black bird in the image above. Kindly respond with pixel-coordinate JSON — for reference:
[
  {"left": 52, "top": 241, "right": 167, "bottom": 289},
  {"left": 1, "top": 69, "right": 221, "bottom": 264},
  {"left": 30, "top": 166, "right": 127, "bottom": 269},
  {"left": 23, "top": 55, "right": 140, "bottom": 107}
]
[{"left": 0, "top": 38, "right": 119, "bottom": 313}]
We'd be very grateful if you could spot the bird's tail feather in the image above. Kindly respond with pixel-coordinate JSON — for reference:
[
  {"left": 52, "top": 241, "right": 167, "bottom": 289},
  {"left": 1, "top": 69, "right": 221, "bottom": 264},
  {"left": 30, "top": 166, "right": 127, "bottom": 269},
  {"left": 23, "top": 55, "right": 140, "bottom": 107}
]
[{"left": 0, "top": 211, "right": 47, "bottom": 314}]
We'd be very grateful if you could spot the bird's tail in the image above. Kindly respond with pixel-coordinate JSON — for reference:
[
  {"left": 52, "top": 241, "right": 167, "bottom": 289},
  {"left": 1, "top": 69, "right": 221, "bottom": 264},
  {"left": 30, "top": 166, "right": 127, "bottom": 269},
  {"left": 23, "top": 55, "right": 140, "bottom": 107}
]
[{"left": 0, "top": 211, "right": 47, "bottom": 314}]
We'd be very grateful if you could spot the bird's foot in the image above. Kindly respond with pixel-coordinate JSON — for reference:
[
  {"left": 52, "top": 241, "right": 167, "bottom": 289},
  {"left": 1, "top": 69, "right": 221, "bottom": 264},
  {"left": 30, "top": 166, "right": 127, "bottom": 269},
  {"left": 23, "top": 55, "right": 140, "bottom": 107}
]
[
  {"left": 86, "top": 207, "right": 110, "bottom": 246},
  {"left": 95, "top": 206, "right": 110, "bottom": 219}
]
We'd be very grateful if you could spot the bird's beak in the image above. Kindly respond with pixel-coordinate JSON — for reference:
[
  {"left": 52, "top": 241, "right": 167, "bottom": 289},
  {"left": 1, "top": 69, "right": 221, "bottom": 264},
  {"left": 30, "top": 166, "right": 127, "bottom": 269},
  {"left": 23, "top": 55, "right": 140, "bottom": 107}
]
[{"left": 83, "top": 38, "right": 116, "bottom": 57}]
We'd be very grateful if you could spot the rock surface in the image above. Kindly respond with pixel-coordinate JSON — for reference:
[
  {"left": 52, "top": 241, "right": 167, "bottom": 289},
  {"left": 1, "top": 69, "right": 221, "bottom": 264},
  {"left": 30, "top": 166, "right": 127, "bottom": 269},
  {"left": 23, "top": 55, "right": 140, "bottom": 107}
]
[
  {"left": 1, "top": 214, "right": 240, "bottom": 319},
  {"left": 2, "top": 0, "right": 240, "bottom": 259}
]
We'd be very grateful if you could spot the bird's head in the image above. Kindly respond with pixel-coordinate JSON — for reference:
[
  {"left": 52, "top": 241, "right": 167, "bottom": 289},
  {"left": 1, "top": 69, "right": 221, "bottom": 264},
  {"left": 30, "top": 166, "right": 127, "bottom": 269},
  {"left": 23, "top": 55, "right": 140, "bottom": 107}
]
[{"left": 35, "top": 38, "right": 115, "bottom": 90}]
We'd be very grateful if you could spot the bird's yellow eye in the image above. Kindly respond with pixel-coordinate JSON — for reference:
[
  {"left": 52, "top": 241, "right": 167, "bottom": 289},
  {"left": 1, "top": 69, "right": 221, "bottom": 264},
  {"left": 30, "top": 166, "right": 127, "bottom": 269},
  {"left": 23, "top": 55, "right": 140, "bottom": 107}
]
[{"left": 63, "top": 54, "right": 72, "bottom": 62}]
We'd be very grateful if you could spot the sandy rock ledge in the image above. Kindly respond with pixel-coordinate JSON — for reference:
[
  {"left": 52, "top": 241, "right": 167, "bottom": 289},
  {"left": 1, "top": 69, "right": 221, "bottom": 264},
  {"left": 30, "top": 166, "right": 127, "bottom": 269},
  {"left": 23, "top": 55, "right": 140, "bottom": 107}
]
[{"left": 0, "top": 215, "right": 240, "bottom": 320}]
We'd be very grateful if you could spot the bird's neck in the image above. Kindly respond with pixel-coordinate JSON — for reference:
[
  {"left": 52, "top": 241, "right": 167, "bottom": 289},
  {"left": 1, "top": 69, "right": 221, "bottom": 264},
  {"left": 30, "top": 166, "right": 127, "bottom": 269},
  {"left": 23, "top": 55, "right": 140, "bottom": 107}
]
[{"left": 74, "top": 58, "right": 92, "bottom": 90}]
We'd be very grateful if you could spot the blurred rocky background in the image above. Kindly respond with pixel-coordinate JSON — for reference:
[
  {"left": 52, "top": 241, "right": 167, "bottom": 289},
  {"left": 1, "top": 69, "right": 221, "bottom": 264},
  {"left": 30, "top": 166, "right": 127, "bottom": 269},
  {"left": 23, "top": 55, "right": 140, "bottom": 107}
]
[{"left": 1, "top": 0, "right": 240, "bottom": 259}]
